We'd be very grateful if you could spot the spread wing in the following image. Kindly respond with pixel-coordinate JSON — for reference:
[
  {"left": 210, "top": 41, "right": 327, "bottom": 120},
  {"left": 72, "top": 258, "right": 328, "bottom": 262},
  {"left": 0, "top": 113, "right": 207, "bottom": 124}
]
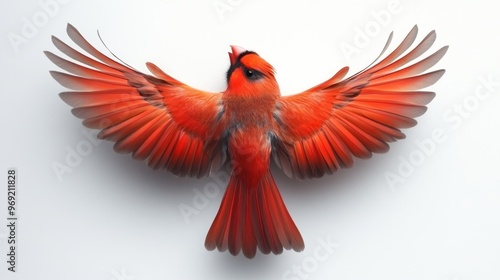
[
  {"left": 46, "top": 24, "right": 228, "bottom": 178},
  {"left": 272, "top": 25, "right": 448, "bottom": 179}
]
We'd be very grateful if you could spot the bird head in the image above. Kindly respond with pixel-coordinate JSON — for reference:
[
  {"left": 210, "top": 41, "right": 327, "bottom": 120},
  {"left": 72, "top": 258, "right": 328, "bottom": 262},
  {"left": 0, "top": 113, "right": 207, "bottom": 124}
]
[{"left": 225, "top": 45, "right": 279, "bottom": 95}]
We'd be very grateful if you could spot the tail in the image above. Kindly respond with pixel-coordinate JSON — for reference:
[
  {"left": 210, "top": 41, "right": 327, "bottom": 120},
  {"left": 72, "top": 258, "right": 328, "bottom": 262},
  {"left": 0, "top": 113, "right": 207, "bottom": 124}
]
[{"left": 205, "top": 170, "right": 304, "bottom": 258}]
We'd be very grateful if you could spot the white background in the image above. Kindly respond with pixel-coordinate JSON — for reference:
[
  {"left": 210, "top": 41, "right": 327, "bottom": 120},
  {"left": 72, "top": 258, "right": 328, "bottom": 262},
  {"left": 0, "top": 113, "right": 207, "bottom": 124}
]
[{"left": 1, "top": 0, "right": 499, "bottom": 279}]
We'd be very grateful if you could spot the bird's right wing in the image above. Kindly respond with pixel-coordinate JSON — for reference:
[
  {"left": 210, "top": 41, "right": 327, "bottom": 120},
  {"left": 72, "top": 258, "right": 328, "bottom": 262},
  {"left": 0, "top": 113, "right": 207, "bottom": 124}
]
[
  {"left": 272, "top": 26, "right": 447, "bottom": 179},
  {"left": 46, "top": 24, "right": 228, "bottom": 178}
]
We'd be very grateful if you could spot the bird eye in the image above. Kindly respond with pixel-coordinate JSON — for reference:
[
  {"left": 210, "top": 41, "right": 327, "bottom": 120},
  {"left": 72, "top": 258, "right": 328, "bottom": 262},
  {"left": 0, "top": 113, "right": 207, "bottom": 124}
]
[
  {"left": 245, "top": 69, "right": 254, "bottom": 78},
  {"left": 243, "top": 68, "right": 263, "bottom": 81}
]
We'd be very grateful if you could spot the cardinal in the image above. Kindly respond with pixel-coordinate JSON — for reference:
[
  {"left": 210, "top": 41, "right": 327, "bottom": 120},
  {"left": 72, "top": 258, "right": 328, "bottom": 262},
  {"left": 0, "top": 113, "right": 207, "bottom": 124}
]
[{"left": 46, "top": 24, "right": 447, "bottom": 258}]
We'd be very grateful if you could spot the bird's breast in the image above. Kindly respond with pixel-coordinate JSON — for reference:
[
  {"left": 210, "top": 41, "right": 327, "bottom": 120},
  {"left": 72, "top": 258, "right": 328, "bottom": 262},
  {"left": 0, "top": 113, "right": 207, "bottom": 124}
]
[
  {"left": 227, "top": 126, "right": 272, "bottom": 182},
  {"left": 221, "top": 94, "right": 279, "bottom": 179},
  {"left": 223, "top": 94, "right": 278, "bottom": 128}
]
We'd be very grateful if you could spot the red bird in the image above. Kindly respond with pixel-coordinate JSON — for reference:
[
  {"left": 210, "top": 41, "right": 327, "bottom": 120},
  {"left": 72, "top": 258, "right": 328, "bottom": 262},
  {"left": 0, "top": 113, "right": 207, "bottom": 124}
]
[{"left": 46, "top": 24, "right": 447, "bottom": 258}]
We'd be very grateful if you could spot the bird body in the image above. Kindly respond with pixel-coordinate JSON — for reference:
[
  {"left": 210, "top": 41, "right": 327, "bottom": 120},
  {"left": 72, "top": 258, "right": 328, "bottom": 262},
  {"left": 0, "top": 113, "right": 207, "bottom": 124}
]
[{"left": 46, "top": 24, "right": 447, "bottom": 258}]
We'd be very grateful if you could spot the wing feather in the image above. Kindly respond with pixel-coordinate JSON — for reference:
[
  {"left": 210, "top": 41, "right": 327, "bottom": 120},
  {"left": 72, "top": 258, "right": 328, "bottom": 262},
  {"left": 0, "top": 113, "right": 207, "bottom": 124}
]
[
  {"left": 47, "top": 24, "right": 228, "bottom": 178},
  {"left": 273, "top": 26, "right": 447, "bottom": 179}
]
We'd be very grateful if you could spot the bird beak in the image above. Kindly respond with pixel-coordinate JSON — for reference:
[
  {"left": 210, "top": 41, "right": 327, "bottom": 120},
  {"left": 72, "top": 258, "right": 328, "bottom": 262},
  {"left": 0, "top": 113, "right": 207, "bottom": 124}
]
[{"left": 228, "top": 45, "right": 246, "bottom": 64}]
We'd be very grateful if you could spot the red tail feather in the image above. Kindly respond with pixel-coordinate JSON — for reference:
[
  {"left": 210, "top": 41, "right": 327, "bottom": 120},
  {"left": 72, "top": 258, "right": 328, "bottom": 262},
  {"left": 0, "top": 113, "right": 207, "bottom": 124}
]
[{"left": 205, "top": 170, "right": 304, "bottom": 258}]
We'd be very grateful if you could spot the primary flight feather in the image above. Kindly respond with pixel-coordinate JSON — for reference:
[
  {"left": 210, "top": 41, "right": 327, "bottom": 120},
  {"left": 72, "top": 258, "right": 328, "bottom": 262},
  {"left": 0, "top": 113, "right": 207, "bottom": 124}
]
[{"left": 46, "top": 24, "right": 447, "bottom": 258}]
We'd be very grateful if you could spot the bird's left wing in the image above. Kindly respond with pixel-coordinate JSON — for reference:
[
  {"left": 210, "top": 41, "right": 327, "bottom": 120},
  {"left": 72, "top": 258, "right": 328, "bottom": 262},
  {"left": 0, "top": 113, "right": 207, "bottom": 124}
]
[
  {"left": 272, "top": 25, "right": 447, "bottom": 179},
  {"left": 46, "top": 24, "right": 228, "bottom": 178}
]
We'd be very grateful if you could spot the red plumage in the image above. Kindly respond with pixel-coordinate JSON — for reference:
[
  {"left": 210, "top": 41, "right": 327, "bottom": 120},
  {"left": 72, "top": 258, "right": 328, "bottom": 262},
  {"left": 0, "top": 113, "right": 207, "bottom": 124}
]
[{"left": 46, "top": 24, "right": 447, "bottom": 258}]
